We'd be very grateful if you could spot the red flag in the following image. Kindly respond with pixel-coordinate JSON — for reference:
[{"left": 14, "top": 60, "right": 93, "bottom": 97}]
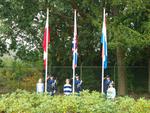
[{"left": 42, "top": 17, "right": 50, "bottom": 69}]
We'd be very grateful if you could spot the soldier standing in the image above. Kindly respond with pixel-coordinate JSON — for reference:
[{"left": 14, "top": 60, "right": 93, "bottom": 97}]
[
  {"left": 75, "top": 75, "right": 83, "bottom": 93},
  {"left": 47, "top": 75, "right": 57, "bottom": 96}
]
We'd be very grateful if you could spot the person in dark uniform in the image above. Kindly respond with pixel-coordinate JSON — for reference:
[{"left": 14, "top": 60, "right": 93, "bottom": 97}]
[
  {"left": 47, "top": 75, "right": 57, "bottom": 96},
  {"left": 75, "top": 75, "right": 82, "bottom": 93},
  {"left": 103, "top": 75, "right": 112, "bottom": 94}
]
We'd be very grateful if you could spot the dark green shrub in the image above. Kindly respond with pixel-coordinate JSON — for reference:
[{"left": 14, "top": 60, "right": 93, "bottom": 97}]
[{"left": 0, "top": 90, "right": 149, "bottom": 113}]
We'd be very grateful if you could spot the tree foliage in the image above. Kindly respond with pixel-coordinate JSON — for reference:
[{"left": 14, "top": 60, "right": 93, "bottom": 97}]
[{"left": 0, "top": 0, "right": 149, "bottom": 62}]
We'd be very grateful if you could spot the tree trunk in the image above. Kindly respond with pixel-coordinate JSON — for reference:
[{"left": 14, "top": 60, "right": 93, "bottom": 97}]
[
  {"left": 116, "top": 47, "right": 126, "bottom": 95},
  {"left": 148, "top": 59, "right": 150, "bottom": 93}
]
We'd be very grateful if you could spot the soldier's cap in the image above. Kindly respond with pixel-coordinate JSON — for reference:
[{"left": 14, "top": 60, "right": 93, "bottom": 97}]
[
  {"left": 106, "top": 75, "right": 110, "bottom": 78},
  {"left": 75, "top": 75, "right": 79, "bottom": 78}
]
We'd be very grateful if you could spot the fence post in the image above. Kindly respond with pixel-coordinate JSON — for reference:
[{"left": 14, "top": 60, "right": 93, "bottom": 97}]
[
  {"left": 148, "top": 59, "right": 150, "bottom": 93},
  {"left": 80, "top": 63, "right": 83, "bottom": 80}
]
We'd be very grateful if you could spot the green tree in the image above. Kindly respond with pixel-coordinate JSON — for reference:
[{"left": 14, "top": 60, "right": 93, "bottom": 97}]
[{"left": 0, "top": 0, "right": 149, "bottom": 94}]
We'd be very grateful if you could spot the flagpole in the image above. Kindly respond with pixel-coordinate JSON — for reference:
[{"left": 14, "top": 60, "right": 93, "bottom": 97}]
[
  {"left": 72, "top": 9, "right": 77, "bottom": 94},
  {"left": 101, "top": 52, "right": 104, "bottom": 94},
  {"left": 45, "top": 8, "right": 49, "bottom": 92},
  {"left": 101, "top": 8, "right": 105, "bottom": 94},
  {"left": 73, "top": 66, "right": 75, "bottom": 93}
]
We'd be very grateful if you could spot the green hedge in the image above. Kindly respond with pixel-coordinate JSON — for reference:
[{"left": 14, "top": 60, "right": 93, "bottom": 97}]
[{"left": 0, "top": 90, "right": 149, "bottom": 113}]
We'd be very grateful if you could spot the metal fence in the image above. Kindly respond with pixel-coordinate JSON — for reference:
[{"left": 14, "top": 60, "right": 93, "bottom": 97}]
[{"left": 0, "top": 66, "right": 149, "bottom": 95}]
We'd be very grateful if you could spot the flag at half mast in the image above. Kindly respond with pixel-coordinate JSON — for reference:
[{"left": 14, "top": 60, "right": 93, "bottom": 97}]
[
  {"left": 101, "top": 9, "right": 107, "bottom": 69},
  {"left": 72, "top": 10, "right": 78, "bottom": 69}
]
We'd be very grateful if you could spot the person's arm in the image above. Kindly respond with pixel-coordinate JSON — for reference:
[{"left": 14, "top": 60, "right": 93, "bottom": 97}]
[
  {"left": 77, "top": 80, "right": 82, "bottom": 88},
  {"left": 112, "top": 88, "right": 116, "bottom": 98},
  {"left": 80, "top": 80, "right": 83, "bottom": 85}
]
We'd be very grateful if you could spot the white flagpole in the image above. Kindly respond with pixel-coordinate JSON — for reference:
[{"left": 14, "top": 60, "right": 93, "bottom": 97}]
[
  {"left": 101, "top": 56, "right": 104, "bottom": 94},
  {"left": 73, "top": 67, "right": 75, "bottom": 93},
  {"left": 45, "top": 8, "right": 49, "bottom": 92},
  {"left": 72, "top": 9, "right": 77, "bottom": 94},
  {"left": 101, "top": 8, "right": 105, "bottom": 94}
]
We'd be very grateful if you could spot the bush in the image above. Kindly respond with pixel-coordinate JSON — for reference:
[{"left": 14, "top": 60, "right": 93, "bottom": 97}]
[{"left": 0, "top": 90, "right": 149, "bottom": 113}]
